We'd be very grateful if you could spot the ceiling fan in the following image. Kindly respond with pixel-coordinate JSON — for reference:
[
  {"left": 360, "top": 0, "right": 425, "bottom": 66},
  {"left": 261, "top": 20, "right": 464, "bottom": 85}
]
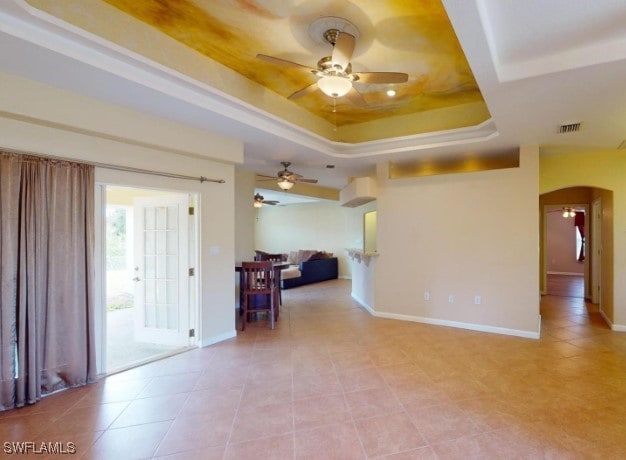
[
  {"left": 256, "top": 17, "right": 409, "bottom": 105},
  {"left": 258, "top": 162, "right": 318, "bottom": 190},
  {"left": 254, "top": 193, "right": 279, "bottom": 208}
]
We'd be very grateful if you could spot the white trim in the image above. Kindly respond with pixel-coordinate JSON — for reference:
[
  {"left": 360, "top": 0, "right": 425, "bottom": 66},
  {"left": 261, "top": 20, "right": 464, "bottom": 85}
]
[
  {"left": 351, "top": 293, "right": 375, "bottom": 315},
  {"left": 94, "top": 184, "right": 106, "bottom": 375},
  {"left": 547, "top": 271, "right": 584, "bottom": 276},
  {"left": 600, "top": 310, "right": 626, "bottom": 332},
  {"left": 200, "top": 330, "right": 237, "bottom": 347},
  {"left": 339, "top": 275, "right": 352, "bottom": 280},
  {"left": 351, "top": 294, "right": 540, "bottom": 339}
]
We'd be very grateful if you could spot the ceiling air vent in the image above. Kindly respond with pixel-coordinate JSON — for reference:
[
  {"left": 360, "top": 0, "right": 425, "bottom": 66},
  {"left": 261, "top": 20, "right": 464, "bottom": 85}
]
[{"left": 558, "top": 122, "right": 582, "bottom": 134}]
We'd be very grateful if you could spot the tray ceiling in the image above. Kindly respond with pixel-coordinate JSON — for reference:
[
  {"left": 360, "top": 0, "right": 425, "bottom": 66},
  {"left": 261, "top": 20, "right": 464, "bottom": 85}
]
[{"left": 26, "top": 0, "right": 490, "bottom": 143}]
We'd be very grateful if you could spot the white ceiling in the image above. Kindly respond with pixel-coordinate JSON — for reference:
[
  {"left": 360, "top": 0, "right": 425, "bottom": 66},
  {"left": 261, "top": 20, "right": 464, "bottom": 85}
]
[
  {"left": 0, "top": 0, "right": 625, "bottom": 189},
  {"left": 255, "top": 189, "right": 322, "bottom": 207}
]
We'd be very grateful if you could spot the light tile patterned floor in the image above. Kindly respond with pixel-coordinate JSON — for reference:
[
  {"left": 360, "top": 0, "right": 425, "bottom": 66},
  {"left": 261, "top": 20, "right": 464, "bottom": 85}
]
[{"left": 2, "top": 279, "right": 626, "bottom": 459}]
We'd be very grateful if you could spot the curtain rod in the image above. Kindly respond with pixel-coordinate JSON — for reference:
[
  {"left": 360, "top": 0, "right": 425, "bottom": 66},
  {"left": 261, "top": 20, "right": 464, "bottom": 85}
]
[{"left": 1, "top": 147, "right": 226, "bottom": 184}]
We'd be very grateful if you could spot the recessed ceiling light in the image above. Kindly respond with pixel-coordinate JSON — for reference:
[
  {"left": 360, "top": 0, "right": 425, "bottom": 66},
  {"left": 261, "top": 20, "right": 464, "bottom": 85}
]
[{"left": 386, "top": 89, "right": 396, "bottom": 97}]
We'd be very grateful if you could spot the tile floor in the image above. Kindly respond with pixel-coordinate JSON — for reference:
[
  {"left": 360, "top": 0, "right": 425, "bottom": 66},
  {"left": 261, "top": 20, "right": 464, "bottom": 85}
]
[{"left": 2, "top": 279, "right": 626, "bottom": 459}]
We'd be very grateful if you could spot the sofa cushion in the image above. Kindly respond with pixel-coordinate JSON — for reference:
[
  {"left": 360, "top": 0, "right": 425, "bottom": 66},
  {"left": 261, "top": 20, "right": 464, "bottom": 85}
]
[{"left": 281, "top": 266, "right": 301, "bottom": 280}]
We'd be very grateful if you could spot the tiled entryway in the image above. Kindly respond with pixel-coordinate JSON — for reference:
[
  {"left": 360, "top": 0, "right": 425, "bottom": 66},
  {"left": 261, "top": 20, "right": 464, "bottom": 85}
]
[{"left": 2, "top": 279, "right": 626, "bottom": 459}]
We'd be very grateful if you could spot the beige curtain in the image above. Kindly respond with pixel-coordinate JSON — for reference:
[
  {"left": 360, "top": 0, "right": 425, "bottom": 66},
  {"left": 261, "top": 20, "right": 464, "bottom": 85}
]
[{"left": 0, "top": 152, "right": 96, "bottom": 411}]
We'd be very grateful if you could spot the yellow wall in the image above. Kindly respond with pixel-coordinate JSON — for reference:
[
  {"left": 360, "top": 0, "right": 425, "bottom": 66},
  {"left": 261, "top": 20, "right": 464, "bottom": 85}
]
[
  {"left": 540, "top": 150, "right": 624, "bottom": 327},
  {"left": 374, "top": 146, "right": 540, "bottom": 337}
]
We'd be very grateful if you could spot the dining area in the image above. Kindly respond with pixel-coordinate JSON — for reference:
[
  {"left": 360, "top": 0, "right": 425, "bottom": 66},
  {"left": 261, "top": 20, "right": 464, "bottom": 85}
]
[{"left": 235, "top": 253, "right": 294, "bottom": 331}]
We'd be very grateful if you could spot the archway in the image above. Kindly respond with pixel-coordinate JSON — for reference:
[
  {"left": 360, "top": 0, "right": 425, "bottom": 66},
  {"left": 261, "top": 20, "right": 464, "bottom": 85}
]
[{"left": 539, "top": 186, "right": 613, "bottom": 326}]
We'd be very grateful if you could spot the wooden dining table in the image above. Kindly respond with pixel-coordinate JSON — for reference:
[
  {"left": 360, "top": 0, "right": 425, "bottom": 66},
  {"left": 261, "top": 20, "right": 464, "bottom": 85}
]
[{"left": 235, "top": 261, "right": 289, "bottom": 319}]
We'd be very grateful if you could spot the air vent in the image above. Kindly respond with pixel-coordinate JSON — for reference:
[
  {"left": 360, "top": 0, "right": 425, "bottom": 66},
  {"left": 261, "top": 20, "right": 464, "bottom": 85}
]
[{"left": 558, "top": 122, "right": 582, "bottom": 134}]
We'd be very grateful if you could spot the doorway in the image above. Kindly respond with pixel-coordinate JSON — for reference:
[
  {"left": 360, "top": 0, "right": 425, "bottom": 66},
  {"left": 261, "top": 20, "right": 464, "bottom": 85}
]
[
  {"left": 544, "top": 205, "right": 587, "bottom": 298},
  {"left": 103, "top": 185, "right": 197, "bottom": 373}
]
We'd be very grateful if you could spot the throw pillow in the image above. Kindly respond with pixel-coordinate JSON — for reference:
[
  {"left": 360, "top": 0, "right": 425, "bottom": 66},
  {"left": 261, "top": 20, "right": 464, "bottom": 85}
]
[{"left": 298, "top": 250, "right": 318, "bottom": 263}]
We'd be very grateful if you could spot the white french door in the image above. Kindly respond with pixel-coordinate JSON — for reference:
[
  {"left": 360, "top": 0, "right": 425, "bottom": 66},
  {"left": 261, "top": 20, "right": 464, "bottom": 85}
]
[{"left": 133, "top": 195, "right": 191, "bottom": 346}]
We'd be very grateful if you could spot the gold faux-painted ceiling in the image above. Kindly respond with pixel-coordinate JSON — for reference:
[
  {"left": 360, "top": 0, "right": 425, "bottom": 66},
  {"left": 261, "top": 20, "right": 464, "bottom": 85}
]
[{"left": 27, "top": 0, "right": 490, "bottom": 143}]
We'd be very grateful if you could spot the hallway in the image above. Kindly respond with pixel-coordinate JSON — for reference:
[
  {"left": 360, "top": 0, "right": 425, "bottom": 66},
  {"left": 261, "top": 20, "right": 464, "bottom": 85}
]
[{"left": 1, "top": 279, "right": 625, "bottom": 459}]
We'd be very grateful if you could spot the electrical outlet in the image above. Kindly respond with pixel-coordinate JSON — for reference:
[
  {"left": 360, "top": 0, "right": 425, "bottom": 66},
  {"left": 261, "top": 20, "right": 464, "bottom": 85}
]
[
  {"left": 423, "top": 291, "right": 430, "bottom": 301},
  {"left": 474, "top": 295, "right": 481, "bottom": 305},
  {"left": 448, "top": 294, "right": 454, "bottom": 303}
]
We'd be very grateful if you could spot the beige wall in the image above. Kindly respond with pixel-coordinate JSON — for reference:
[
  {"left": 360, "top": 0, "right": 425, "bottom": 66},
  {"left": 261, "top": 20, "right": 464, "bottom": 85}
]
[
  {"left": 0, "top": 71, "right": 242, "bottom": 347},
  {"left": 234, "top": 169, "right": 256, "bottom": 263},
  {"left": 255, "top": 200, "right": 377, "bottom": 278},
  {"left": 540, "top": 150, "right": 621, "bottom": 327},
  {"left": 374, "top": 146, "right": 540, "bottom": 337}
]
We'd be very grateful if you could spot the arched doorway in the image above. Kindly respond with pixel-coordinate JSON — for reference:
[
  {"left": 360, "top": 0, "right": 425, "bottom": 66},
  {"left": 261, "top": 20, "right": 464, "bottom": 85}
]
[{"left": 539, "top": 186, "right": 613, "bottom": 327}]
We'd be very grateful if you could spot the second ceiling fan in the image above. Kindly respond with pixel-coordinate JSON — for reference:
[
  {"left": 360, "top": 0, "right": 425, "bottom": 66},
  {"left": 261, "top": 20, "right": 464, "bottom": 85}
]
[{"left": 257, "top": 17, "right": 409, "bottom": 105}]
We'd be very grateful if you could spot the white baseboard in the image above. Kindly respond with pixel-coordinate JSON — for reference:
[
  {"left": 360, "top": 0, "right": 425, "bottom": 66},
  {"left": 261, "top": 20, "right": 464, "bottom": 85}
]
[
  {"left": 601, "top": 310, "right": 626, "bottom": 332},
  {"left": 547, "top": 271, "right": 584, "bottom": 276},
  {"left": 351, "top": 293, "right": 374, "bottom": 315},
  {"left": 339, "top": 275, "right": 352, "bottom": 280},
  {"left": 199, "top": 330, "right": 237, "bottom": 347},
  {"left": 351, "top": 294, "right": 540, "bottom": 339}
]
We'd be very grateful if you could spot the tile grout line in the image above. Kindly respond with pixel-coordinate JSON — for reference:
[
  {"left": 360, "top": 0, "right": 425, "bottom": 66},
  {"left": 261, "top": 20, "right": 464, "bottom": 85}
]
[{"left": 221, "top": 332, "right": 256, "bottom": 460}]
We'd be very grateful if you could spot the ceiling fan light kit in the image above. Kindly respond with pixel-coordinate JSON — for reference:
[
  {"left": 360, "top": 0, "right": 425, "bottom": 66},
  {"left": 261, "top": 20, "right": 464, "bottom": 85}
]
[
  {"left": 318, "top": 74, "right": 352, "bottom": 98},
  {"left": 277, "top": 178, "right": 295, "bottom": 190},
  {"left": 562, "top": 207, "right": 576, "bottom": 218},
  {"left": 257, "top": 16, "right": 408, "bottom": 104}
]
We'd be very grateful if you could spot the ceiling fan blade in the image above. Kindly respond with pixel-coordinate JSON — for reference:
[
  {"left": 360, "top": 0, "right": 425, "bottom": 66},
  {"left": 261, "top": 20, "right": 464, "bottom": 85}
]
[
  {"left": 256, "top": 54, "right": 314, "bottom": 71},
  {"left": 345, "top": 87, "right": 367, "bottom": 106},
  {"left": 288, "top": 83, "right": 319, "bottom": 100},
  {"left": 354, "top": 72, "right": 409, "bottom": 84},
  {"left": 297, "top": 178, "right": 318, "bottom": 184},
  {"left": 256, "top": 174, "right": 276, "bottom": 179},
  {"left": 332, "top": 32, "right": 355, "bottom": 71},
  {"left": 263, "top": 200, "right": 279, "bottom": 205}
]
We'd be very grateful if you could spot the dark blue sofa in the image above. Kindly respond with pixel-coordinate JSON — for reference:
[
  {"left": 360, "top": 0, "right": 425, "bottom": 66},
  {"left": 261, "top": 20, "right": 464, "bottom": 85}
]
[{"left": 281, "top": 257, "right": 338, "bottom": 289}]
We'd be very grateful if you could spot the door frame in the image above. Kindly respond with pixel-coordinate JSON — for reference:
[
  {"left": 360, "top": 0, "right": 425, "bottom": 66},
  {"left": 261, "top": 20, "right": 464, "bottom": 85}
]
[
  {"left": 591, "top": 198, "right": 602, "bottom": 306},
  {"left": 94, "top": 182, "right": 200, "bottom": 375}
]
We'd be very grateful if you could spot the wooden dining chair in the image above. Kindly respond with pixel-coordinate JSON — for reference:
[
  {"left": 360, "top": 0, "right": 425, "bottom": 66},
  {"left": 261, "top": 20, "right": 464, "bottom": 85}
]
[
  {"left": 240, "top": 261, "right": 276, "bottom": 331},
  {"left": 254, "top": 252, "right": 286, "bottom": 305}
]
